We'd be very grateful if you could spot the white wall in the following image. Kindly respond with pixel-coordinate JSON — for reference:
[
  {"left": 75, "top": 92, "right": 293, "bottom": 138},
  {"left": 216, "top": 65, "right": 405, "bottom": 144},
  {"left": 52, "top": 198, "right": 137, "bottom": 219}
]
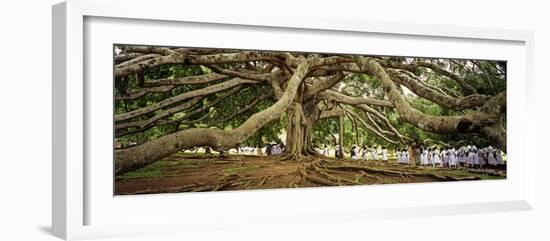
[{"left": 0, "top": 0, "right": 548, "bottom": 240}]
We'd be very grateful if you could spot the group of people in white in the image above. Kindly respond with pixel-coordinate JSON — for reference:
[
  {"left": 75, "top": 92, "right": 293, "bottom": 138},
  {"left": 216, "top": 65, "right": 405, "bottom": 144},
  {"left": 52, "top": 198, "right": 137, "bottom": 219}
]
[
  {"left": 349, "top": 145, "right": 391, "bottom": 163},
  {"left": 233, "top": 143, "right": 286, "bottom": 156},
  {"left": 265, "top": 143, "right": 285, "bottom": 155},
  {"left": 185, "top": 142, "right": 505, "bottom": 170},
  {"left": 420, "top": 145, "right": 504, "bottom": 169},
  {"left": 238, "top": 146, "right": 260, "bottom": 155},
  {"left": 319, "top": 144, "right": 505, "bottom": 170}
]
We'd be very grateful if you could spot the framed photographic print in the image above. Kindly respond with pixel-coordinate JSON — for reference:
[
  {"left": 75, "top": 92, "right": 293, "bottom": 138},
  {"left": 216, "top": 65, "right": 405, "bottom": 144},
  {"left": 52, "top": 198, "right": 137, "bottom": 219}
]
[{"left": 52, "top": 0, "right": 535, "bottom": 240}]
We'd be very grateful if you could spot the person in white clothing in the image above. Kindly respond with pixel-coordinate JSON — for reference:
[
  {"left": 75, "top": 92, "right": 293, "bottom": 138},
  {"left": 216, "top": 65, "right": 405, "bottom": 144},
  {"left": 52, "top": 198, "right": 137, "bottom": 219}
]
[
  {"left": 433, "top": 148, "right": 442, "bottom": 167},
  {"left": 427, "top": 149, "right": 434, "bottom": 167},
  {"left": 458, "top": 146, "right": 467, "bottom": 166},
  {"left": 419, "top": 148, "right": 425, "bottom": 165},
  {"left": 322, "top": 145, "right": 329, "bottom": 156},
  {"left": 448, "top": 147, "right": 457, "bottom": 168},
  {"left": 495, "top": 148, "right": 504, "bottom": 170},
  {"left": 351, "top": 146, "right": 358, "bottom": 160},
  {"left": 371, "top": 146, "right": 378, "bottom": 161},
  {"left": 478, "top": 148, "right": 487, "bottom": 169},
  {"left": 467, "top": 146, "right": 475, "bottom": 167},
  {"left": 402, "top": 149, "right": 409, "bottom": 165},
  {"left": 486, "top": 146, "right": 497, "bottom": 167},
  {"left": 396, "top": 150, "right": 402, "bottom": 164},
  {"left": 381, "top": 147, "right": 389, "bottom": 164},
  {"left": 468, "top": 146, "right": 479, "bottom": 168},
  {"left": 420, "top": 148, "right": 428, "bottom": 166},
  {"left": 441, "top": 149, "right": 448, "bottom": 168},
  {"left": 361, "top": 145, "right": 368, "bottom": 161}
]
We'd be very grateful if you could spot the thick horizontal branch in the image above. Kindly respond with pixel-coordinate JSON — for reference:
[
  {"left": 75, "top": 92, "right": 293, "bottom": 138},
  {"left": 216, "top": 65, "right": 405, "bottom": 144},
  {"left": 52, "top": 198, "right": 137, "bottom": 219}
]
[
  {"left": 115, "top": 51, "right": 285, "bottom": 78},
  {"left": 307, "top": 56, "right": 354, "bottom": 67},
  {"left": 304, "top": 72, "right": 345, "bottom": 98},
  {"left": 317, "top": 89, "right": 393, "bottom": 108},
  {"left": 318, "top": 108, "right": 344, "bottom": 119},
  {"left": 116, "top": 73, "right": 231, "bottom": 101},
  {"left": 115, "top": 52, "right": 144, "bottom": 63},
  {"left": 116, "top": 54, "right": 161, "bottom": 69},
  {"left": 480, "top": 91, "right": 506, "bottom": 115},
  {"left": 115, "top": 85, "right": 174, "bottom": 101},
  {"left": 119, "top": 46, "right": 178, "bottom": 56},
  {"left": 145, "top": 73, "right": 228, "bottom": 87},
  {"left": 206, "top": 65, "right": 283, "bottom": 81}
]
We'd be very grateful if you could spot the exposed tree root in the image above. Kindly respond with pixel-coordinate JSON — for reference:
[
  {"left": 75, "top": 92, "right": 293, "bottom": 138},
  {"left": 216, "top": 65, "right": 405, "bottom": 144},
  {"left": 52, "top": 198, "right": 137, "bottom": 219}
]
[
  {"left": 360, "top": 171, "right": 382, "bottom": 182},
  {"left": 116, "top": 155, "right": 494, "bottom": 194},
  {"left": 467, "top": 168, "right": 507, "bottom": 177}
]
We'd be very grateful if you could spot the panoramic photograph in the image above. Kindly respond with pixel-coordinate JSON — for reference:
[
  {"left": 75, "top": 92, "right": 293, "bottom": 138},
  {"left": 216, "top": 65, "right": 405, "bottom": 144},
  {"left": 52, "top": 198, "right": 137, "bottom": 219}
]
[{"left": 113, "top": 45, "right": 507, "bottom": 195}]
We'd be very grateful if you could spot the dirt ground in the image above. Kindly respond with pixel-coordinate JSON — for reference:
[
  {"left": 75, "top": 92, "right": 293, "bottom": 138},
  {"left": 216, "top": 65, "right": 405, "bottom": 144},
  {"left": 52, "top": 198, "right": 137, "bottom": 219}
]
[{"left": 115, "top": 153, "right": 506, "bottom": 195}]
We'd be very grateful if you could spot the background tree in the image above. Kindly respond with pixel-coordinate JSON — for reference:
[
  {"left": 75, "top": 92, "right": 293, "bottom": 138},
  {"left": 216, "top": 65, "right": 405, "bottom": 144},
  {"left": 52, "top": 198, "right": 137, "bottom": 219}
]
[{"left": 113, "top": 45, "right": 506, "bottom": 174}]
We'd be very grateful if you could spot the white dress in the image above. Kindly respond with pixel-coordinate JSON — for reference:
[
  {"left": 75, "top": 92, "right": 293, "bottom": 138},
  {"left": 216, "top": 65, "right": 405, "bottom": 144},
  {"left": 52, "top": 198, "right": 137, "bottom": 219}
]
[
  {"left": 433, "top": 150, "right": 442, "bottom": 165},
  {"left": 402, "top": 151, "right": 409, "bottom": 164},
  {"left": 396, "top": 152, "right": 402, "bottom": 163},
  {"left": 478, "top": 150, "right": 486, "bottom": 166},
  {"left": 351, "top": 148, "right": 358, "bottom": 160},
  {"left": 467, "top": 150, "right": 475, "bottom": 165},
  {"left": 382, "top": 149, "right": 388, "bottom": 161},
  {"left": 458, "top": 147, "right": 467, "bottom": 164},
  {"left": 469, "top": 148, "right": 479, "bottom": 165},
  {"left": 371, "top": 149, "right": 378, "bottom": 161},
  {"left": 421, "top": 150, "right": 428, "bottom": 165},
  {"left": 496, "top": 150, "right": 504, "bottom": 165},
  {"left": 487, "top": 150, "right": 496, "bottom": 166},
  {"left": 448, "top": 148, "right": 457, "bottom": 166},
  {"left": 441, "top": 150, "right": 448, "bottom": 166}
]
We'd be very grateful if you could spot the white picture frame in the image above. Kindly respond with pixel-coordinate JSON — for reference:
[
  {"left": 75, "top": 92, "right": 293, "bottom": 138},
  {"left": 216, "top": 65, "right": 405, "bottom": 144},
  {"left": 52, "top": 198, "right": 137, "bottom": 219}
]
[{"left": 52, "top": 0, "right": 535, "bottom": 240}]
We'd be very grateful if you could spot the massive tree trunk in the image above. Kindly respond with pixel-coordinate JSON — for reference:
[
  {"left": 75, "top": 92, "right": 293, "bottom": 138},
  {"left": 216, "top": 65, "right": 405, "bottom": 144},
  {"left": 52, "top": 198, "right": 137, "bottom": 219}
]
[
  {"left": 285, "top": 102, "right": 306, "bottom": 157},
  {"left": 284, "top": 101, "right": 318, "bottom": 157}
]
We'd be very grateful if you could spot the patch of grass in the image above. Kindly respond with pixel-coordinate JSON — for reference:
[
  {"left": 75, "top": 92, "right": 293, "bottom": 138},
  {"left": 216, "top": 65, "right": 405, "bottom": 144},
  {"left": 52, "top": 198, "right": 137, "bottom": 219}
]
[
  {"left": 116, "top": 158, "right": 204, "bottom": 178},
  {"left": 223, "top": 165, "right": 261, "bottom": 174},
  {"left": 117, "top": 161, "right": 166, "bottom": 179},
  {"left": 354, "top": 175, "right": 365, "bottom": 184},
  {"left": 163, "top": 159, "right": 203, "bottom": 168}
]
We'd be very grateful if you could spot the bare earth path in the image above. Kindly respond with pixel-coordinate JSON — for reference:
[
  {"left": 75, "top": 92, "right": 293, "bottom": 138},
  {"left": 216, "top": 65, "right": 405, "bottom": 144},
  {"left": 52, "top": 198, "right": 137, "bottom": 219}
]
[{"left": 115, "top": 153, "right": 506, "bottom": 195}]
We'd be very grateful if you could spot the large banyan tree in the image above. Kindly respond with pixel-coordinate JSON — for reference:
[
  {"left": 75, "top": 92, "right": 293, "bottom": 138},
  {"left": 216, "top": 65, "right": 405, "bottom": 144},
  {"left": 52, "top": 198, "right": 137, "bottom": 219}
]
[{"left": 113, "top": 45, "right": 506, "bottom": 175}]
